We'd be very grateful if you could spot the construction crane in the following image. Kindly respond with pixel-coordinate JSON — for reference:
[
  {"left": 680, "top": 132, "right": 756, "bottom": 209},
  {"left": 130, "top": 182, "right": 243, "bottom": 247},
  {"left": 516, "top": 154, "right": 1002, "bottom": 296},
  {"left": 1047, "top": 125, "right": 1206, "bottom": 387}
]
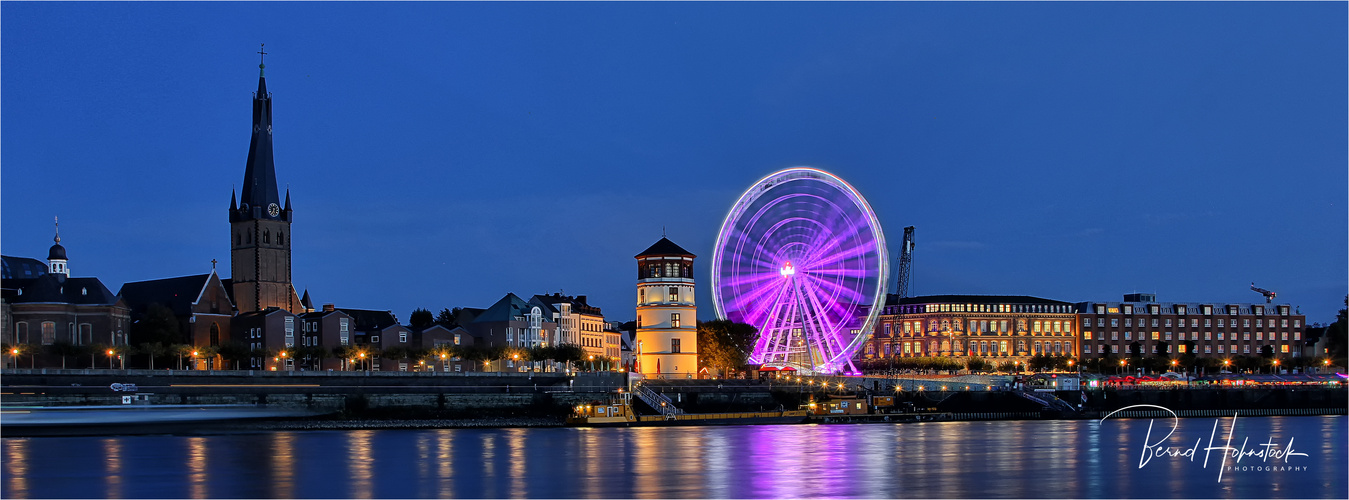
[
  {"left": 1250, "top": 282, "right": 1277, "bottom": 303},
  {"left": 895, "top": 226, "right": 915, "bottom": 298}
]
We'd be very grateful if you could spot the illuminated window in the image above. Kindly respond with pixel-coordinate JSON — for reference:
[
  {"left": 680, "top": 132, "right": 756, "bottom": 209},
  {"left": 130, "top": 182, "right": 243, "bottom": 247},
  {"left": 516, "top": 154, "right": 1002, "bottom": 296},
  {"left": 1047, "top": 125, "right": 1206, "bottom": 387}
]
[
  {"left": 1191, "top": 319, "right": 1198, "bottom": 328},
  {"left": 668, "top": 287, "right": 679, "bottom": 302},
  {"left": 1082, "top": 332, "right": 1091, "bottom": 340},
  {"left": 1280, "top": 345, "right": 1289, "bottom": 354},
  {"left": 671, "top": 313, "right": 681, "bottom": 329},
  {"left": 1204, "top": 345, "right": 1211, "bottom": 354},
  {"left": 1033, "top": 321, "right": 1041, "bottom": 333},
  {"left": 1256, "top": 332, "right": 1263, "bottom": 341},
  {"left": 1217, "top": 332, "right": 1224, "bottom": 341},
  {"left": 41, "top": 322, "right": 55, "bottom": 345},
  {"left": 1294, "top": 332, "right": 1300, "bottom": 340},
  {"left": 1152, "top": 332, "right": 1160, "bottom": 340}
]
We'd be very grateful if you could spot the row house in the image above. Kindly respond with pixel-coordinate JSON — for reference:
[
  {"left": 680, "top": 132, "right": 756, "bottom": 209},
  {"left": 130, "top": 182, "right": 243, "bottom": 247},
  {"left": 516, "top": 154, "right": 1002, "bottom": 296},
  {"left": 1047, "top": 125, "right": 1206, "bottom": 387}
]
[{"left": 466, "top": 293, "right": 556, "bottom": 372}]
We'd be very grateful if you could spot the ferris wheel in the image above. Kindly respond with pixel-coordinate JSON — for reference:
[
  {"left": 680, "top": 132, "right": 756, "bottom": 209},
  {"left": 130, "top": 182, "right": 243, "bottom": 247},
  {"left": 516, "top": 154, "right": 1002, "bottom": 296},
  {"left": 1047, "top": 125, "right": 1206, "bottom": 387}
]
[{"left": 711, "top": 167, "right": 888, "bottom": 374}]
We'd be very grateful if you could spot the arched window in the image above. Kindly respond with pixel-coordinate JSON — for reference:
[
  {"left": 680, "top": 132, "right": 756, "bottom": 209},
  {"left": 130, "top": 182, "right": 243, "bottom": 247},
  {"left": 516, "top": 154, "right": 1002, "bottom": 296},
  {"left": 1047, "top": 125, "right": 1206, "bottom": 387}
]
[
  {"left": 246, "top": 232, "right": 252, "bottom": 244},
  {"left": 263, "top": 230, "right": 270, "bottom": 244},
  {"left": 278, "top": 232, "right": 284, "bottom": 245},
  {"left": 210, "top": 323, "right": 221, "bottom": 347}
]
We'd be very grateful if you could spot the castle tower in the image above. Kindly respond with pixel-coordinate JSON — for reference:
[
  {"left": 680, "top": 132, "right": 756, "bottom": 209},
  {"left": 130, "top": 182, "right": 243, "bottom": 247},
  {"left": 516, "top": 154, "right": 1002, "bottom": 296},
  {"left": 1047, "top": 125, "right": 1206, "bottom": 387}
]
[
  {"left": 48, "top": 217, "right": 68, "bottom": 277},
  {"left": 229, "top": 51, "right": 299, "bottom": 313},
  {"left": 635, "top": 237, "right": 697, "bottom": 378}
]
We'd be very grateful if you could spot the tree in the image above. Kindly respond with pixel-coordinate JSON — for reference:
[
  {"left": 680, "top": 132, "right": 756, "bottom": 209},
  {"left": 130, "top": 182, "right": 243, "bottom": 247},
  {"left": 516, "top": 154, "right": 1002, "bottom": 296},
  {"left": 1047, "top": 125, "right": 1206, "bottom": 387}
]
[
  {"left": 216, "top": 341, "right": 252, "bottom": 370},
  {"left": 552, "top": 343, "right": 587, "bottom": 372},
  {"left": 171, "top": 344, "right": 195, "bottom": 370},
  {"left": 46, "top": 341, "right": 87, "bottom": 369},
  {"left": 965, "top": 357, "right": 991, "bottom": 372},
  {"left": 1325, "top": 296, "right": 1348, "bottom": 360},
  {"left": 435, "top": 307, "right": 462, "bottom": 328},
  {"left": 132, "top": 303, "right": 181, "bottom": 346},
  {"left": 696, "top": 319, "right": 759, "bottom": 376},
  {"left": 409, "top": 308, "right": 434, "bottom": 329},
  {"left": 137, "top": 342, "right": 171, "bottom": 370}
]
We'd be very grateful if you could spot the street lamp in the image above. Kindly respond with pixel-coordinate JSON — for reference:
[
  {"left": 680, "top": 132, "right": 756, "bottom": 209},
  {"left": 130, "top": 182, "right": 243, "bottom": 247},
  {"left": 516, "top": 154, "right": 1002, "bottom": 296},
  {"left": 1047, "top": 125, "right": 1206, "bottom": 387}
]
[
  {"left": 107, "top": 349, "right": 116, "bottom": 370},
  {"left": 359, "top": 352, "right": 366, "bottom": 371},
  {"left": 588, "top": 355, "right": 594, "bottom": 372}
]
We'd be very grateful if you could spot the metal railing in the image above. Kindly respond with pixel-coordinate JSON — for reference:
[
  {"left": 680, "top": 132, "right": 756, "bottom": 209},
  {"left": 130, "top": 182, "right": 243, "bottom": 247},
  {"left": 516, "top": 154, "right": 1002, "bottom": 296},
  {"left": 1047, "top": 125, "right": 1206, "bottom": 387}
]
[{"left": 632, "top": 383, "right": 682, "bottom": 416}]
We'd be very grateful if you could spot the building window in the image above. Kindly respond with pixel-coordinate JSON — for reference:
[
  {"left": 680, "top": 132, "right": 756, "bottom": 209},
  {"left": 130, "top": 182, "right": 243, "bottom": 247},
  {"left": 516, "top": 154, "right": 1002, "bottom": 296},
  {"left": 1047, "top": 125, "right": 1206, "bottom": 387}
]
[
  {"left": 1280, "top": 345, "right": 1289, "bottom": 354},
  {"left": 1191, "top": 319, "right": 1198, "bottom": 328},
  {"left": 339, "top": 318, "right": 350, "bottom": 345},
  {"left": 672, "top": 338, "right": 681, "bottom": 353},
  {"left": 639, "top": 289, "right": 645, "bottom": 304},
  {"left": 668, "top": 287, "right": 679, "bottom": 302},
  {"left": 1293, "top": 319, "right": 1300, "bottom": 328},
  {"left": 372, "top": 335, "right": 380, "bottom": 343},
  {"left": 671, "top": 313, "right": 681, "bottom": 329},
  {"left": 1125, "top": 319, "right": 1132, "bottom": 328},
  {"left": 41, "top": 322, "right": 55, "bottom": 345},
  {"left": 285, "top": 317, "right": 294, "bottom": 338},
  {"left": 1217, "top": 319, "right": 1225, "bottom": 328},
  {"left": 1110, "top": 319, "right": 1119, "bottom": 327},
  {"left": 1217, "top": 332, "right": 1224, "bottom": 341},
  {"left": 399, "top": 332, "right": 407, "bottom": 343},
  {"left": 1256, "top": 332, "right": 1262, "bottom": 341}
]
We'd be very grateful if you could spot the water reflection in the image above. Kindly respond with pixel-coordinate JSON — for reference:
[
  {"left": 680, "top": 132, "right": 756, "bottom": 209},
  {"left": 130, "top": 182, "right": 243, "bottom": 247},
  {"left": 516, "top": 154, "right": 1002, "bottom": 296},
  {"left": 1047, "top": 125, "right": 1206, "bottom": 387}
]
[
  {"left": 347, "top": 430, "right": 374, "bottom": 499},
  {"left": 435, "top": 429, "right": 454, "bottom": 498},
  {"left": 270, "top": 432, "right": 295, "bottom": 499},
  {"left": 186, "top": 436, "right": 208, "bottom": 499},
  {"left": 4, "top": 439, "right": 27, "bottom": 499},
  {"left": 0, "top": 416, "right": 1342, "bottom": 499},
  {"left": 103, "top": 438, "right": 123, "bottom": 499}
]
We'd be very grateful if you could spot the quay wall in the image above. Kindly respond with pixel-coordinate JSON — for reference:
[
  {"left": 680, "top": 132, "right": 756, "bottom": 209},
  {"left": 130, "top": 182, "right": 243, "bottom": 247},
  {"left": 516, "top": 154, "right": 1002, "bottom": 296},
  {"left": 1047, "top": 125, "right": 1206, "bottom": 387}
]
[{"left": 0, "top": 370, "right": 625, "bottom": 415}]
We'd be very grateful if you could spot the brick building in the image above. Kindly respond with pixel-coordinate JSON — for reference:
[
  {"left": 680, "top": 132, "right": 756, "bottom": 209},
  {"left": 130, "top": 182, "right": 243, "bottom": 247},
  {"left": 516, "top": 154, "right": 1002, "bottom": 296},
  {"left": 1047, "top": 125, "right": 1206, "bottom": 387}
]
[{"left": 1075, "top": 294, "right": 1307, "bottom": 359}]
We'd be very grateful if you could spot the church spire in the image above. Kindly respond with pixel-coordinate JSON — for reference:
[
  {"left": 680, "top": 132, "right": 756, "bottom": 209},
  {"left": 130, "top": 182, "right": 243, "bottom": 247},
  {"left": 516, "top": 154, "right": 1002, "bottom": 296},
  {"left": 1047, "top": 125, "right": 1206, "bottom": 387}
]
[{"left": 239, "top": 44, "right": 281, "bottom": 221}]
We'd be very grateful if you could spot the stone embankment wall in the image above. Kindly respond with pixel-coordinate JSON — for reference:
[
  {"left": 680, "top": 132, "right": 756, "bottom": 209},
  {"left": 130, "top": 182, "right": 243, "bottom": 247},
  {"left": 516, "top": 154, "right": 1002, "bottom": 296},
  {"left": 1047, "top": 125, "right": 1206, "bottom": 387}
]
[{"left": 0, "top": 369, "right": 626, "bottom": 415}]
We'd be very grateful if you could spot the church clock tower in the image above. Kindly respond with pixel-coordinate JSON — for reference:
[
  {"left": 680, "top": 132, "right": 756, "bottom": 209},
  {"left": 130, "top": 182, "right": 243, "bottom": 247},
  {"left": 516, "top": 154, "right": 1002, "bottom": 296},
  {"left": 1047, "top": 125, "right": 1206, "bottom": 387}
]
[{"left": 230, "top": 50, "right": 299, "bottom": 313}]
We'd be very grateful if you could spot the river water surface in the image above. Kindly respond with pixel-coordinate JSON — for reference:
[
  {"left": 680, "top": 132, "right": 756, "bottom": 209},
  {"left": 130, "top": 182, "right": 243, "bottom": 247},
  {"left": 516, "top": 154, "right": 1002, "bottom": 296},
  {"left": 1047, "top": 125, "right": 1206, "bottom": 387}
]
[{"left": 2, "top": 415, "right": 1344, "bottom": 498}]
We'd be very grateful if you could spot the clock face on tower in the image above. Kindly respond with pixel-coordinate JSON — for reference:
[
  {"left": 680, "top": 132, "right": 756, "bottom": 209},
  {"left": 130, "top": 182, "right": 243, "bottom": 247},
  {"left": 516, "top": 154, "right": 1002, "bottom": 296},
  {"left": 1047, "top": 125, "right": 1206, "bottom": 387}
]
[{"left": 268, "top": 203, "right": 280, "bottom": 217}]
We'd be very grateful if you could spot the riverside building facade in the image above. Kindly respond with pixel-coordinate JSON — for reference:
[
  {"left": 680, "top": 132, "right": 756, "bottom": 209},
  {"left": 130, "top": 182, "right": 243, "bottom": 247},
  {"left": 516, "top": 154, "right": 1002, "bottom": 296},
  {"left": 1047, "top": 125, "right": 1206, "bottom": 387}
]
[
  {"left": 866, "top": 295, "right": 1079, "bottom": 362},
  {"left": 1075, "top": 294, "right": 1307, "bottom": 359}
]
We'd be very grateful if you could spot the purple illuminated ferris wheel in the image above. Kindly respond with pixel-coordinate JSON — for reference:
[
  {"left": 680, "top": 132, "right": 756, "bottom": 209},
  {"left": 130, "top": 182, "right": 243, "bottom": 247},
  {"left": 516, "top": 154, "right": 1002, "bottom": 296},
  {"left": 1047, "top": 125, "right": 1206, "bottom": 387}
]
[{"left": 712, "top": 167, "right": 888, "bottom": 374}]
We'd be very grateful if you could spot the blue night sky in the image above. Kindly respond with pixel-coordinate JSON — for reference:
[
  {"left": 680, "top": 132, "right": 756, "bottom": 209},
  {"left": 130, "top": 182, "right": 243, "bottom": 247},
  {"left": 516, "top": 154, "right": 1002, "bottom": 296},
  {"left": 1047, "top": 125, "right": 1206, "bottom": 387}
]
[{"left": 2, "top": 2, "right": 1345, "bottom": 325}]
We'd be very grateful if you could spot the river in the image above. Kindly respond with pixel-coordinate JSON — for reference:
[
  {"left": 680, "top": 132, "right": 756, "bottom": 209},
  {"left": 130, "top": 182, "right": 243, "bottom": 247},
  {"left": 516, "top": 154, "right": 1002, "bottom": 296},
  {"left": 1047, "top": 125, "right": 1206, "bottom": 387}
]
[{"left": 2, "top": 415, "right": 1344, "bottom": 498}]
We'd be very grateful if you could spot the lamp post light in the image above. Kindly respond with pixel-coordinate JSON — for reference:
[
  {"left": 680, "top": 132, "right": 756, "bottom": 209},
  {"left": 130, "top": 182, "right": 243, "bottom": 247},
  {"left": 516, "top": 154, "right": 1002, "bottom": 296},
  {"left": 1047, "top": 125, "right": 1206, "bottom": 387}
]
[
  {"left": 107, "top": 349, "right": 116, "bottom": 370},
  {"left": 359, "top": 352, "right": 366, "bottom": 372},
  {"left": 440, "top": 352, "right": 447, "bottom": 373},
  {"left": 9, "top": 348, "right": 18, "bottom": 370},
  {"left": 1272, "top": 359, "right": 1280, "bottom": 374}
]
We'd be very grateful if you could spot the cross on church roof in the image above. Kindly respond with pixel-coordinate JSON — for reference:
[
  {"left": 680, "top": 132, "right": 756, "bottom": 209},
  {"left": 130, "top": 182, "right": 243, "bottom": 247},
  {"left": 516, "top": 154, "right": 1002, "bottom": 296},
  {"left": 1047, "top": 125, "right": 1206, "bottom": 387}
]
[{"left": 258, "top": 43, "right": 267, "bottom": 65}]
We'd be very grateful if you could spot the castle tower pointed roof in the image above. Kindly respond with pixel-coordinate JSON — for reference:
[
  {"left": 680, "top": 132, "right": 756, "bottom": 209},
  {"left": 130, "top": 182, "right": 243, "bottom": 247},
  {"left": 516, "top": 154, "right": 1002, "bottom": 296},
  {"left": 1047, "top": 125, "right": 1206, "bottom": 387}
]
[{"left": 239, "top": 53, "right": 281, "bottom": 220}]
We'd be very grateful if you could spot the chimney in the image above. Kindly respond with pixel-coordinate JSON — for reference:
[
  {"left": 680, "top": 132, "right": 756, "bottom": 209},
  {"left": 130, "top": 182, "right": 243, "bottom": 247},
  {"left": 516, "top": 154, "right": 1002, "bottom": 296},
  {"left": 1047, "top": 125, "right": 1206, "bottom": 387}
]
[{"left": 323, "top": 303, "right": 336, "bottom": 312}]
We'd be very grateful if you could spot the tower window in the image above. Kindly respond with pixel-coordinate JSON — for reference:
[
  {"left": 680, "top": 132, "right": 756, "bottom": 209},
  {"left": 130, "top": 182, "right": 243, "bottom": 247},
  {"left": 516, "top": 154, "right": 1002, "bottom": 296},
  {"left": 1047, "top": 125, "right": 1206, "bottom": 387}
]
[
  {"left": 668, "top": 287, "right": 679, "bottom": 303},
  {"left": 264, "top": 230, "right": 270, "bottom": 244},
  {"left": 672, "top": 338, "right": 681, "bottom": 353},
  {"left": 246, "top": 232, "right": 252, "bottom": 244},
  {"left": 671, "top": 313, "right": 681, "bottom": 329},
  {"left": 278, "top": 232, "right": 284, "bottom": 245}
]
